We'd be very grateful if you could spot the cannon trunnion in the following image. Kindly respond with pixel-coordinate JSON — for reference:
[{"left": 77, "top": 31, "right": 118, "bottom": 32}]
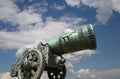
[{"left": 10, "top": 24, "right": 97, "bottom": 79}]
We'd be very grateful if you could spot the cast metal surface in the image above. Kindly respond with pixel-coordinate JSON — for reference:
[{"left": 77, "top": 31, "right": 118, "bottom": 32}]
[
  {"left": 10, "top": 24, "right": 97, "bottom": 79},
  {"left": 47, "top": 24, "right": 96, "bottom": 55}
]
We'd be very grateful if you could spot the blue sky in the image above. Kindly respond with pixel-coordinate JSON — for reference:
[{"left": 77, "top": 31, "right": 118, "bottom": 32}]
[{"left": 0, "top": 0, "right": 120, "bottom": 79}]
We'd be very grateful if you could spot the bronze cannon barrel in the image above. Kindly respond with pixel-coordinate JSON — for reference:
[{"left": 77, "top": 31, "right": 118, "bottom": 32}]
[{"left": 46, "top": 24, "right": 97, "bottom": 55}]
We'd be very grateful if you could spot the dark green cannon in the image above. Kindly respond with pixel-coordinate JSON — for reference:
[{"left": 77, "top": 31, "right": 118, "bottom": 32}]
[
  {"left": 10, "top": 24, "right": 96, "bottom": 79},
  {"left": 47, "top": 24, "right": 96, "bottom": 54}
]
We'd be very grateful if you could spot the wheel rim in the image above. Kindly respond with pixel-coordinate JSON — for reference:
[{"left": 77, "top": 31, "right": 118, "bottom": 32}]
[
  {"left": 48, "top": 65, "right": 66, "bottom": 79},
  {"left": 18, "top": 49, "right": 45, "bottom": 79}
]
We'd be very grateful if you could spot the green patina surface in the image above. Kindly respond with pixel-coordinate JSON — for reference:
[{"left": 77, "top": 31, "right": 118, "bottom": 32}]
[{"left": 47, "top": 24, "right": 96, "bottom": 54}]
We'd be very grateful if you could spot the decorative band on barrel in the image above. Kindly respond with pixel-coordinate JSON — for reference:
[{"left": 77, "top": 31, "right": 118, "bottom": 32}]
[{"left": 87, "top": 24, "right": 97, "bottom": 49}]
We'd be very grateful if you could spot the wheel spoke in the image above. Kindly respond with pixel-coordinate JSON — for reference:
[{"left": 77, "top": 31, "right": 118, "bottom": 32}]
[
  {"left": 58, "top": 73, "right": 62, "bottom": 76},
  {"left": 31, "top": 61, "right": 38, "bottom": 68},
  {"left": 33, "top": 54, "right": 37, "bottom": 61},
  {"left": 55, "top": 73, "right": 58, "bottom": 78},
  {"left": 48, "top": 65, "right": 66, "bottom": 79},
  {"left": 59, "top": 71, "right": 63, "bottom": 75},
  {"left": 31, "top": 69, "right": 35, "bottom": 76},
  {"left": 50, "top": 72, "right": 54, "bottom": 76},
  {"left": 21, "top": 71, "right": 25, "bottom": 79},
  {"left": 28, "top": 54, "right": 32, "bottom": 60},
  {"left": 25, "top": 72, "right": 31, "bottom": 79}
]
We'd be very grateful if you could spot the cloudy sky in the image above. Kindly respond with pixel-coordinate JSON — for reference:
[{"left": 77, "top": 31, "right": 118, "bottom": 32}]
[{"left": 0, "top": 0, "right": 120, "bottom": 79}]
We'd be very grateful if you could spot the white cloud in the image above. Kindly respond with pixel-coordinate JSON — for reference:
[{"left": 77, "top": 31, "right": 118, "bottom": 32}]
[
  {"left": 65, "top": 0, "right": 81, "bottom": 7},
  {"left": 82, "top": 0, "right": 113, "bottom": 24},
  {"left": 0, "top": 0, "right": 47, "bottom": 29},
  {"left": 65, "top": 0, "right": 120, "bottom": 24},
  {"left": 111, "top": 0, "right": 120, "bottom": 13},
  {"left": 26, "top": 1, "right": 48, "bottom": 14},
  {"left": 89, "top": 0, "right": 120, "bottom": 24},
  {"left": 54, "top": 5, "right": 66, "bottom": 10},
  {"left": 77, "top": 69, "right": 96, "bottom": 79},
  {"left": 67, "top": 68, "right": 120, "bottom": 79},
  {"left": 0, "top": 0, "right": 19, "bottom": 24},
  {"left": 64, "top": 50, "right": 96, "bottom": 63},
  {"left": 67, "top": 69, "right": 97, "bottom": 79},
  {"left": 62, "top": 50, "right": 97, "bottom": 79},
  {"left": 97, "top": 68, "right": 120, "bottom": 79},
  {"left": 0, "top": 72, "right": 17, "bottom": 79},
  {"left": 64, "top": 28, "right": 74, "bottom": 34},
  {"left": 16, "top": 11, "right": 42, "bottom": 26},
  {"left": 64, "top": 50, "right": 96, "bottom": 72},
  {"left": 52, "top": 3, "right": 66, "bottom": 10},
  {"left": 60, "top": 16, "right": 84, "bottom": 27},
  {"left": 0, "top": 20, "right": 69, "bottom": 49}
]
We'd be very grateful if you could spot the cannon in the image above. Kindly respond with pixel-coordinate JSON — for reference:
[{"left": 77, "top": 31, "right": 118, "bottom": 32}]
[{"left": 10, "top": 24, "right": 97, "bottom": 79}]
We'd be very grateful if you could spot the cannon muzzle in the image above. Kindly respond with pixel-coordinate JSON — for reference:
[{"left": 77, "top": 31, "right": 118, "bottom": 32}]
[{"left": 47, "top": 24, "right": 97, "bottom": 55}]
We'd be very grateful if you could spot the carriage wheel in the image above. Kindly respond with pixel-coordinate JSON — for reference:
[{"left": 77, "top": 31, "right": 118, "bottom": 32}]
[{"left": 18, "top": 49, "right": 45, "bottom": 79}]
